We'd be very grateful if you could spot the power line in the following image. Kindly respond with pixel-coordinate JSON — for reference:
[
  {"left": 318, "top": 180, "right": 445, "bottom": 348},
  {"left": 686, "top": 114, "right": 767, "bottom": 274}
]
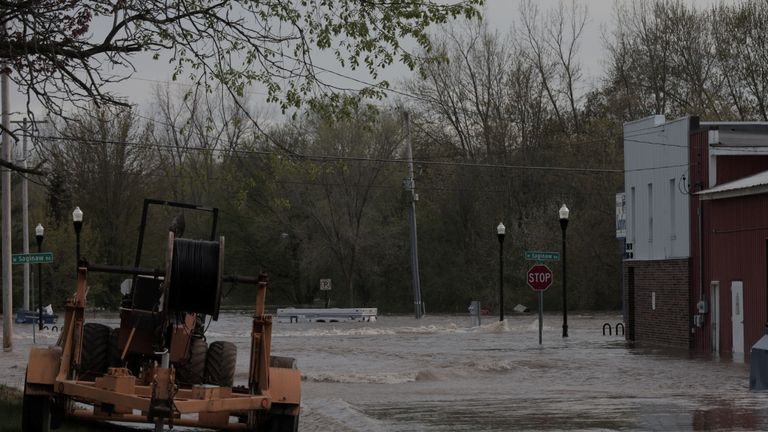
[
  {"left": 624, "top": 138, "right": 688, "bottom": 148},
  {"left": 132, "top": 69, "right": 768, "bottom": 161},
  {"left": 44, "top": 68, "right": 634, "bottom": 175},
  {"left": 39, "top": 134, "right": 627, "bottom": 174},
  {"left": 627, "top": 163, "right": 688, "bottom": 172},
  {"left": 55, "top": 166, "right": 619, "bottom": 195},
  {"left": 625, "top": 136, "right": 768, "bottom": 155},
  {"left": 129, "top": 75, "right": 272, "bottom": 98}
]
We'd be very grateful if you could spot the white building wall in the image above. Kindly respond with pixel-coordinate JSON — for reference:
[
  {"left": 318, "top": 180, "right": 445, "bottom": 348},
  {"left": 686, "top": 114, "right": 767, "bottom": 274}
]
[{"left": 623, "top": 115, "right": 691, "bottom": 260}]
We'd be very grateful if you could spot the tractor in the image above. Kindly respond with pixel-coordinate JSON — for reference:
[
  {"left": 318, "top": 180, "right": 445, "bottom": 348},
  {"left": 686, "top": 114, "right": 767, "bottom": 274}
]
[{"left": 21, "top": 199, "right": 301, "bottom": 431}]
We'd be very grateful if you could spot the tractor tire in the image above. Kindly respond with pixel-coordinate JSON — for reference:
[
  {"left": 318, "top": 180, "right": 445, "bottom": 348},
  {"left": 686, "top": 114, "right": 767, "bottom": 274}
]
[
  {"left": 108, "top": 327, "right": 122, "bottom": 368},
  {"left": 22, "top": 389, "right": 51, "bottom": 432},
  {"left": 176, "top": 337, "right": 207, "bottom": 387},
  {"left": 204, "top": 341, "right": 236, "bottom": 387},
  {"left": 22, "top": 395, "right": 51, "bottom": 432},
  {"left": 264, "top": 412, "right": 300, "bottom": 432},
  {"left": 50, "top": 397, "right": 67, "bottom": 429},
  {"left": 80, "top": 323, "right": 110, "bottom": 381},
  {"left": 269, "top": 356, "right": 297, "bottom": 369}
]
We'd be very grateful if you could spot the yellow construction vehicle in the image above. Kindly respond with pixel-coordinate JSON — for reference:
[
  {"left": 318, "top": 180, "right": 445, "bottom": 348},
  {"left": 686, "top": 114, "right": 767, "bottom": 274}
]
[{"left": 21, "top": 199, "right": 301, "bottom": 431}]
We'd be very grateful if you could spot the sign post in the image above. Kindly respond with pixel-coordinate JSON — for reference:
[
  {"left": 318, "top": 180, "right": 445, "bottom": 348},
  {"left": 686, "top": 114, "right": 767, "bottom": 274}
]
[
  {"left": 538, "top": 291, "right": 544, "bottom": 344},
  {"left": 320, "top": 278, "right": 332, "bottom": 308},
  {"left": 527, "top": 264, "right": 554, "bottom": 344},
  {"left": 524, "top": 251, "right": 560, "bottom": 261},
  {"left": 11, "top": 252, "right": 53, "bottom": 265},
  {"left": 13, "top": 252, "right": 54, "bottom": 340}
]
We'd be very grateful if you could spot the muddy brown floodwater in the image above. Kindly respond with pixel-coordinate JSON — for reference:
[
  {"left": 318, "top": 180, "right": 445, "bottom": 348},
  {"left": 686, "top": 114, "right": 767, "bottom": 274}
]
[{"left": 2, "top": 312, "right": 767, "bottom": 431}]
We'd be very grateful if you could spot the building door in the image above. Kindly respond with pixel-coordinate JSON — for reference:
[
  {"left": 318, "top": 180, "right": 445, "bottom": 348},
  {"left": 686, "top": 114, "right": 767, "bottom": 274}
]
[
  {"left": 711, "top": 281, "right": 719, "bottom": 353},
  {"left": 731, "top": 281, "right": 744, "bottom": 354}
]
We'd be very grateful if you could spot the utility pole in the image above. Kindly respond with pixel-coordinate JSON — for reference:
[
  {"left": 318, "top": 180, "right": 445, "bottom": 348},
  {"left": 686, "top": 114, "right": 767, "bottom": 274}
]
[
  {"left": 404, "top": 111, "right": 423, "bottom": 319},
  {"left": 12, "top": 118, "right": 47, "bottom": 312},
  {"left": 19, "top": 119, "right": 29, "bottom": 310},
  {"left": 20, "top": 117, "right": 30, "bottom": 311},
  {"left": 1, "top": 60, "right": 12, "bottom": 351}
]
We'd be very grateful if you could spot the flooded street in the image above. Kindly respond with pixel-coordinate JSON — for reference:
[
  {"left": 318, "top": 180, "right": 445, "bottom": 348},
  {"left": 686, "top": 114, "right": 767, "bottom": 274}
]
[{"left": 2, "top": 312, "right": 768, "bottom": 431}]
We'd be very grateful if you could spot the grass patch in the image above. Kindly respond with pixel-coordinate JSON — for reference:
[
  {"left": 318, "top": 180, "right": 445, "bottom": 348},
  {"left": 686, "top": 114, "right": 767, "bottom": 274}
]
[
  {"left": 0, "top": 384, "right": 24, "bottom": 431},
  {"left": 0, "top": 384, "right": 23, "bottom": 401}
]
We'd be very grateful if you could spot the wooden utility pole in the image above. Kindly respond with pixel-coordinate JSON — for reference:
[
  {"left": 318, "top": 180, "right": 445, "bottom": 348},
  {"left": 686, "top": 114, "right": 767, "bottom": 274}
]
[
  {"left": 404, "top": 111, "right": 423, "bottom": 319},
  {"left": 21, "top": 119, "right": 28, "bottom": 310},
  {"left": 12, "top": 118, "right": 47, "bottom": 312},
  {"left": 1, "top": 61, "right": 12, "bottom": 351}
]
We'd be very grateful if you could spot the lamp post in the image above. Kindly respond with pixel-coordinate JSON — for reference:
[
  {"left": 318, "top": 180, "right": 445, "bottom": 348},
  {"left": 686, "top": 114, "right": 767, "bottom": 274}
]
[
  {"left": 73, "top": 207, "right": 83, "bottom": 269},
  {"left": 497, "top": 222, "right": 506, "bottom": 322},
  {"left": 559, "top": 204, "right": 570, "bottom": 338},
  {"left": 35, "top": 223, "right": 44, "bottom": 331}
]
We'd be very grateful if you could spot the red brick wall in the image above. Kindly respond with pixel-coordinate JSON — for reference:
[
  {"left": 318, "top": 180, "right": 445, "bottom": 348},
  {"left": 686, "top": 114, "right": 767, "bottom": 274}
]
[{"left": 624, "top": 258, "right": 690, "bottom": 348}]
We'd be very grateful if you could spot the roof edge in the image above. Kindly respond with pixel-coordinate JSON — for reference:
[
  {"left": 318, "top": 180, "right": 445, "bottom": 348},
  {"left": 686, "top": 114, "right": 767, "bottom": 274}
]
[{"left": 698, "top": 184, "right": 768, "bottom": 201}]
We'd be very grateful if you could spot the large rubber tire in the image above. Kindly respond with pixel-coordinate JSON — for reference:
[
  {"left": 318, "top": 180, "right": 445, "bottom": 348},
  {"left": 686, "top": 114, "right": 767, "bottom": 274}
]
[
  {"left": 50, "top": 397, "right": 67, "bottom": 429},
  {"left": 265, "top": 412, "right": 300, "bottom": 432},
  {"left": 176, "top": 337, "right": 207, "bottom": 387},
  {"left": 22, "top": 393, "right": 51, "bottom": 432},
  {"left": 80, "top": 323, "right": 111, "bottom": 381},
  {"left": 204, "top": 341, "right": 236, "bottom": 387},
  {"left": 108, "top": 327, "right": 122, "bottom": 368}
]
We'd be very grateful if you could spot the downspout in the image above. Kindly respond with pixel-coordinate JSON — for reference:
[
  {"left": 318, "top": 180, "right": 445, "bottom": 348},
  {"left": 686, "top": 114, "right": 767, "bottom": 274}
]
[
  {"left": 693, "top": 117, "right": 706, "bottom": 313},
  {"left": 698, "top": 201, "right": 704, "bottom": 305},
  {"left": 695, "top": 145, "right": 708, "bottom": 348}
]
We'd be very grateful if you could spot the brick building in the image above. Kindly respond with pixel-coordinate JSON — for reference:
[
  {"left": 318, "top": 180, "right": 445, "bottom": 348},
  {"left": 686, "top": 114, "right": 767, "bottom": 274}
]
[
  {"left": 623, "top": 116, "right": 693, "bottom": 348},
  {"left": 623, "top": 116, "right": 768, "bottom": 354}
]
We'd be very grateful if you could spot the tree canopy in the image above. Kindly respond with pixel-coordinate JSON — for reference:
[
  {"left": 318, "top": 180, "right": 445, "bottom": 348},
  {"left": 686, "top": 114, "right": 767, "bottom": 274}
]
[
  {"left": 18, "top": 0, "right": 768, "bottom": 314},
  {"left": 1, "top": 0, "right": 483, "bottom": 117}
]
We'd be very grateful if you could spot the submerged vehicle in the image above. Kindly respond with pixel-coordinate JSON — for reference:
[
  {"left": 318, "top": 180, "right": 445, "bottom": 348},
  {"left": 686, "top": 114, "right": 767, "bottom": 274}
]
[
  {"left": 15, "top": 307, "right": 57, "bottom": 325},
  {"left": 21, "top": 199, "right": 301, "bottom": 431}
]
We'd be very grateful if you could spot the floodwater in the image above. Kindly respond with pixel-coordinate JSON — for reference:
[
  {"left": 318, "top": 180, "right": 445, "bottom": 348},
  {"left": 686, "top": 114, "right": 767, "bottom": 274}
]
[{"left": 2, "top": 312, "right": 768, "bottom": 431}]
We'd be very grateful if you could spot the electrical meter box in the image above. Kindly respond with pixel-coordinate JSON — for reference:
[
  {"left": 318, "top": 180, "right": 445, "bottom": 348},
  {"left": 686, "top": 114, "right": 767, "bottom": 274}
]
[
  {"left": 697, "top": 300, "right": 708, "bottom": 314},
  {"left": 693, "top": 314, "right": 705, "bottom": 327}
]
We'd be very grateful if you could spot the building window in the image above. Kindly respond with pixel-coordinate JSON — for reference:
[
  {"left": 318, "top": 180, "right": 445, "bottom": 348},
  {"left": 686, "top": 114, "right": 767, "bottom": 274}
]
[
  {"left": 648, "top": 183, "right": 653, "bottom": 243},
  {"left": 670, "top": 179, "right": 676, "bottom": 241}
]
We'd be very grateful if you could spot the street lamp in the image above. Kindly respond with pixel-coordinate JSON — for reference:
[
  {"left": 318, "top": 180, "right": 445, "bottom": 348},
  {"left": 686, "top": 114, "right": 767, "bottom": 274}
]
[
  {"left": 73, "top": 206, "right": 83, "bottom": 269},
  {"left": 559, "top": 204, "right": 570, "bottom": 338},
  {"left": 35, "top": 223, "right": 44, "bottom": 331},
  {"left": 497, "top": 222, "right": 506, "bottom": 322}
]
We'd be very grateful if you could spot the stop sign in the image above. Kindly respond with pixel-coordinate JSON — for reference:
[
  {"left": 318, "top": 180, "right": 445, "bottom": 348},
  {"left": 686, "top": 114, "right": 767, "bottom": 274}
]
[{"left": 527, "top": 264, "right": 553, "bottom": 291}]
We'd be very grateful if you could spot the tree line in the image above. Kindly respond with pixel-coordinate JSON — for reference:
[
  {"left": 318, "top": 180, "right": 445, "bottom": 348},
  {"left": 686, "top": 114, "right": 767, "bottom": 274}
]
[{"left": 12, "top": 0, "right": 768, "bottom": 314}]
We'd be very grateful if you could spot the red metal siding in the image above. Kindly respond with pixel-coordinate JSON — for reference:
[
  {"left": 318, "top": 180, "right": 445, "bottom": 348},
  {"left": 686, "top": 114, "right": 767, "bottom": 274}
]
[
  {"left": 716, "top": 155, "right": 768, "bottom": 185},
  {"left": 709, "top": 194, "right": 768, "bottom": 357},
  {"left": 690, "top": 131, "right": 710, "bottom": 352}
]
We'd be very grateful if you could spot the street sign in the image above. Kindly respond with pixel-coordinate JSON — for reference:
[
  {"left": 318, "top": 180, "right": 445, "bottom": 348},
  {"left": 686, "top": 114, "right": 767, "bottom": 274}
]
[
  {"left": 527, "top": 264, "right": 553, "bottom": 291},
  {"left": 616, "top": 192, "right": 627, "bottom": 239},
  {"left": 320, "top": 278, "right": 332, "bottom": 291},
  {"left": 12, "top": 252, "right": 53, "bottom": 264},
  {"left": 524, "top": 251, "right": 560, "bottom": 261}
]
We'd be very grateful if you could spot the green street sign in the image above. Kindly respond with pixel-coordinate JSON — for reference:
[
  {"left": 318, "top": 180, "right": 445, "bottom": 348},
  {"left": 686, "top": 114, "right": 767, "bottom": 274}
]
[
  {"left": 12, "top": 252, "right": 53, "bottom": 264},
  {"left": 525, "top": 251, "right": 560, "bottom": 261}
]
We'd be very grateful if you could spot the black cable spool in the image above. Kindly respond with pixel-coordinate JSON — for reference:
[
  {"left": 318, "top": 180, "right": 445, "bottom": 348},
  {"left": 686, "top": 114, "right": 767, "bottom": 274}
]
[{"left": 167, "top": 238, "right": 223, "bottom": 320}]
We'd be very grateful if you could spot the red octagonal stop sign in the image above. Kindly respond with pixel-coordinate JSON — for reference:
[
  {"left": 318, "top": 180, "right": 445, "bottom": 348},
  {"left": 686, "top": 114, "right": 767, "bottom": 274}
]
[{"left": 527, "top": 264, "right": 553, "bottom": 291}]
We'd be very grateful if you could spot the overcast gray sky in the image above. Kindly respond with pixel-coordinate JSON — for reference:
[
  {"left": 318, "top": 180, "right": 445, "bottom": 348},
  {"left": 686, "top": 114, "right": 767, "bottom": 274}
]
[{"left": 7, "top": 0, "right": 730, "bottom": 120}]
